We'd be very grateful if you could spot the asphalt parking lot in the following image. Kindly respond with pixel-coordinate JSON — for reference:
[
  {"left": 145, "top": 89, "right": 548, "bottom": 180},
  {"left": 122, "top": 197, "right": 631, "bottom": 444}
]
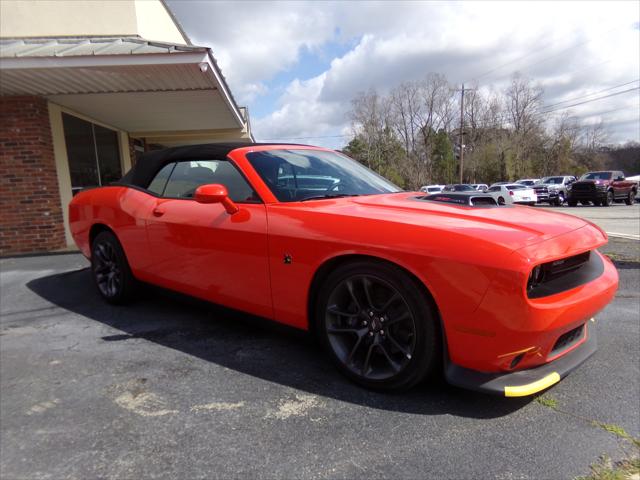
[
  {"left": 1, "top": 240, "right": 639, "bottom": 479},
  {"left": 538, "top": 203, "right": 640, "bottom": 240}
]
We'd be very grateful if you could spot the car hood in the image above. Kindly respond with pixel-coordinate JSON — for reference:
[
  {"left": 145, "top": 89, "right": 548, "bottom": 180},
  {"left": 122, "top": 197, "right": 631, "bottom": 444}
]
[{"left": 298, "top": 193, "right": 598, "bottom": 252}]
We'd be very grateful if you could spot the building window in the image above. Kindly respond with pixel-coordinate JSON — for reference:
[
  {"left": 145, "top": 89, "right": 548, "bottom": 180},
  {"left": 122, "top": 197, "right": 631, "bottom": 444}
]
[{"left": 62, "top": 113, "right": 122, "bottom": 193}]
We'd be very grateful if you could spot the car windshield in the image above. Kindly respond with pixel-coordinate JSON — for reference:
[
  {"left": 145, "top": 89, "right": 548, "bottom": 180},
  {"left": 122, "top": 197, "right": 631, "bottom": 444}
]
[
  {"left": 518, "top": 180, "right": 535, "bottom": 185},
  {"left": 246, "top": 149, "right": 401, "bottom": 202},
  {"left": 446, "top": 184, "right": 474, "bottom": 191},
  {"left": 580, "top": 172, "right": 612, "bottom": 181},
  {"left": 427, "top": 187, "right": 440, "bottom": 192},
  {"left": 541, "top": 177, "right": 564, "bottom": 184}
]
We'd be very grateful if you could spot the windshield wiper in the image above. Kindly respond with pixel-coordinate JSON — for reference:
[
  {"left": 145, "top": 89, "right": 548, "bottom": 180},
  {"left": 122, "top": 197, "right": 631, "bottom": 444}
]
[{"left": 300, "top": 194, "right": 362, "bottom": 202}]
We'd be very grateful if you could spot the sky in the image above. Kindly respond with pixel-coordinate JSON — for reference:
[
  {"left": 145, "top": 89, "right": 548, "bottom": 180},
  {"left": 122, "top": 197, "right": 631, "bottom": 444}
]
[{"left": 167, "top": 0, "right": 640, "bottom": 149}]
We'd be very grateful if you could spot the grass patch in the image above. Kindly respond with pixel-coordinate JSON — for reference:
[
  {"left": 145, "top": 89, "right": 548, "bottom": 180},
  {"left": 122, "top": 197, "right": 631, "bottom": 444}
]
[
  {"left": 595, "top": 423, "right": 630, "bottom": 438},
  {"left": 592, "top": 422, "right": 640, "bottom": 446},
  {"left": 576, "top": 455, "right": 640, "bottom": 480},
  {"left": 535, "top": 395, "right": 558, "bottom": 409}
]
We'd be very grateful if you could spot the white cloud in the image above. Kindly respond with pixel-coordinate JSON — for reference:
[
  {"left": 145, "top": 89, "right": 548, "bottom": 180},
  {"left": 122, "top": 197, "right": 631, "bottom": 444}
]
[{"left": 168, "top": 0, "right": 639, "bottom": 145}]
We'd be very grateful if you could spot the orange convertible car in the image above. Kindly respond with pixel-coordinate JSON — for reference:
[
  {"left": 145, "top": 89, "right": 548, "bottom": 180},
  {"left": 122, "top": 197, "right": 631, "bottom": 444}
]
[{"left": 69, "top": 143, "right": 618, "bottom": 396}]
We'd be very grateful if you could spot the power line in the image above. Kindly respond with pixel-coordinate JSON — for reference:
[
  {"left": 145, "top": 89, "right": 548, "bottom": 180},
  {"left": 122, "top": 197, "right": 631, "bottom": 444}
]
[
  {"left": 465, "top": 24, "right": 622, "bottom": 85},
  {"left": 539, "top": 87, "right": 639, "bottom": 114},
  {"left": 541, "top": 79, "right": 639, "bottom": 110}
]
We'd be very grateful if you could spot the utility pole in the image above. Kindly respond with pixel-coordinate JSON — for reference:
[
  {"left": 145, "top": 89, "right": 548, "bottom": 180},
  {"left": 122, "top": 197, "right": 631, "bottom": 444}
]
[{"left": 459, "top": 84, "right": 465, "bottom": 184}]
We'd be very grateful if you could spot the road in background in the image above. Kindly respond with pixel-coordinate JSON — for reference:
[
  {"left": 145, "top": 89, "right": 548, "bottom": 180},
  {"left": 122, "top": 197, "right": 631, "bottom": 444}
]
[{"left": 539, "top": 203, "right": 640, "bottom": 240}]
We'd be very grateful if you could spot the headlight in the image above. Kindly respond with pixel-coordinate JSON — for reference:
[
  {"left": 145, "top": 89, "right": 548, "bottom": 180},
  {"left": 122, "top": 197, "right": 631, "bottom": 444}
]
[{"left": 527, "top": 265, "right": 545, "bottom": 290}]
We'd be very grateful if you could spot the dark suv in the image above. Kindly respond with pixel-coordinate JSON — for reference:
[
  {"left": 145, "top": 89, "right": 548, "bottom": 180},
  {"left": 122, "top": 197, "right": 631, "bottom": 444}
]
[{"left": 568, "top": 171, "right": 637, "bottom": 207}]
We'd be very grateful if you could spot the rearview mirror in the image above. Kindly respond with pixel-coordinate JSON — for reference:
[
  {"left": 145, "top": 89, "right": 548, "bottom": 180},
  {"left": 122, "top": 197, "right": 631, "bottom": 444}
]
[{"left": 194, "top": 184, "right": 239, "bottom": 214}]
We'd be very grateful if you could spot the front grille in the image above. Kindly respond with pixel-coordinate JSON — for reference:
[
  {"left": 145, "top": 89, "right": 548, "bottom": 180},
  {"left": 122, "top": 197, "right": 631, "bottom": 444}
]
[
  {"left": 544, "top": 251, "right": 591, "bottom": 282},
  {"left": 550, "top": 324, "right": 585, "bottom": 357},
  {"left": 527, "top": 250, "right": 603, "bottom": 299},
  {"left": 572, "top": 183, "right": 596, "bottom": 193},
  {"left": 534, "top": 186, "right": 548, "bottom": 194}
]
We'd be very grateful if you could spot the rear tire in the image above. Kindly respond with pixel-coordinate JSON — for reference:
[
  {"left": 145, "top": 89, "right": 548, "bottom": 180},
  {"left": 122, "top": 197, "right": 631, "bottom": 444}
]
[
  {"left": 315, "top": 260, "right": 440, "bottom": 391},
  {"left": 91, "top": 231, "right": 136, "bottom": 304},
  {"left": 625, "top": 191, "right": 636, "bottom": 205}
]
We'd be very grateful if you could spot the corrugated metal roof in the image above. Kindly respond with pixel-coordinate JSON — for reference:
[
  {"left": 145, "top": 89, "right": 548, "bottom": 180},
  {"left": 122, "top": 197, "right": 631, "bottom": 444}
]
[
  {"left": 0, "top": 63, "right": 216, "bottom": 95},
  {"left": 0, "top": 36, "right": 208, "bottom": 58}
]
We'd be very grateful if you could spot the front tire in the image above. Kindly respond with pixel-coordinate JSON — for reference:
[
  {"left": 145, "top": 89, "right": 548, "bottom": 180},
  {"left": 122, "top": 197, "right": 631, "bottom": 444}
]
[
  {"left": 315, "top": 261, "right": 439, "bottom": 391},
  {"left": 91, "top": 231, "right": 136, "bottom": 304},
  {"left": 555, "top": 192, "right": 565, "bottom": 206},
  {"left": 498, "top": 196, "right": 505, "bottom": 205},
  {"left": 602, "top": 191, "right": 614, "bottom": 207}
]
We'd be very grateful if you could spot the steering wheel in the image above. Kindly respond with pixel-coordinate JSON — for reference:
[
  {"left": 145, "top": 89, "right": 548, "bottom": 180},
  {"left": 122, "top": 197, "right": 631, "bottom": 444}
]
[{"left": 324, "top": 180, "right": 341, "bottom": 194}]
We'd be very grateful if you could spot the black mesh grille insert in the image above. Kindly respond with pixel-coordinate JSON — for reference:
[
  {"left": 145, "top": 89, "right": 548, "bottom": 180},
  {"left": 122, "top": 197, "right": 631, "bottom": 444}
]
[
  {"left": 550, "top": 324, "right": 585, "bottom": 357},
  {"left": 527, "top": 251, "right": 602, "bottom": 299}
]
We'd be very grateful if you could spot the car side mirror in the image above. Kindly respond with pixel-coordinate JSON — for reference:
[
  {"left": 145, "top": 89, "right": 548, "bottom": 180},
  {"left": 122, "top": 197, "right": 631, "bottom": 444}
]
[
  {"left": 194, "top": 184, "right": 239, "bottom": 214},
  {"left": 616, "top": 176, "right": 625, "bottom": 181}
]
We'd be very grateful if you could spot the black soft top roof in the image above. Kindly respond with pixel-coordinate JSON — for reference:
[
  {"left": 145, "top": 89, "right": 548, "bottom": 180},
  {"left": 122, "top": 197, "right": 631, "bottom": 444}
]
[{"left": 119, "top": 142, "right": 307, "bottom": 188}]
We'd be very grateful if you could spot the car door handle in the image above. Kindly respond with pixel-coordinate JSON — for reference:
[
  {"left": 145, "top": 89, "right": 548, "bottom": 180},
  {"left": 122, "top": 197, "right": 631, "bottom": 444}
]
[{"left": 152, "top": 207, "right": 165, "bottom": 217}]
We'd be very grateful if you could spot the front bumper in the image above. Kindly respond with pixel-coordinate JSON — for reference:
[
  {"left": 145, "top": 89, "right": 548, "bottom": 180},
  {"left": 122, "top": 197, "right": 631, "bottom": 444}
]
[
  {"left": 445, "top": 322, "right": 597, "bottom": 396},
  {"left": 570, "top": 190, "right": 607, "bottom": 201},
  {"left": 535, "top": 191, "right": 559, "bottom": 202}
]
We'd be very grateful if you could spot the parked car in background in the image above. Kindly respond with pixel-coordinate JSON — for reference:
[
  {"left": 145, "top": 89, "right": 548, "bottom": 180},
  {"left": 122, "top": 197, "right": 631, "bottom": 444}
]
[
  {"left": 516, "top": 179, "right": 540, "bottom": 186},
  {"left": 568, "top": 171, "right": 637, "bottom": 206},
  {"left": 443, "top": 184, "right": 475, "bottom": 192},
  {"left": 420, "top": 184, "right": 445, "bottom": 194},
  {"left": 487, "top": 184, "right": 537, "bottom": 205},
  {"left": 486, "top": 185, "right": 514, "bottom": 205},
  {"left": 470, "top": 183, "right": 489, "bottom": 192},
  {"left": 533, "top": 175, "right": 576, "bottom": 206},
  {"left": 489, "top": 181, "right": 510, "bottom": 188}
]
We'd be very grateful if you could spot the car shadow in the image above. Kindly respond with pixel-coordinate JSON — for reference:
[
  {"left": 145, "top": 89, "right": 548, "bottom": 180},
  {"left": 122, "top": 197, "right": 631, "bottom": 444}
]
[{"left": 27, "top": 267, "right": 532, "bottom": 419}]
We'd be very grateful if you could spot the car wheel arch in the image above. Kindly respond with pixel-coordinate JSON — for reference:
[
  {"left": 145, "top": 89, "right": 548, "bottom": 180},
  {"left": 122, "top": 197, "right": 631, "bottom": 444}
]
[
  {"left": 306, "top": 253, "right": 442, "bottom": 337},
  {"left": 89, "top": 224, "right": 132, "bottom": 266}
]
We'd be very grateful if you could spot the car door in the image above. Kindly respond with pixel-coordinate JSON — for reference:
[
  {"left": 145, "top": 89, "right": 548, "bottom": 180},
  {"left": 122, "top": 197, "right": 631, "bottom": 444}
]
[
  {"left": 612, "top": 171, "right": 627, "bottom": 199},
  {"left": 144, "top": 159, "right": 273, "bottom": 319}
]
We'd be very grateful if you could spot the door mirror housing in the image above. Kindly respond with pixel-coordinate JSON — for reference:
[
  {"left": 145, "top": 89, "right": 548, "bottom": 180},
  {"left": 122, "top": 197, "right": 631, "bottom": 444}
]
[
  {"left": 194, "top": 184, "right": 239, "bottom": 214},
  {"left": 615, "top": 176, "right": 625, "bottom": 181}
]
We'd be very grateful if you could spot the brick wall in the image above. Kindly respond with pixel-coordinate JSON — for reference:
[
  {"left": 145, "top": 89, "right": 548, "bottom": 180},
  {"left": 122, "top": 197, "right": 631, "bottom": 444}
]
[{"left": 0, "top": 96, "right": 66, "bottom": 256}]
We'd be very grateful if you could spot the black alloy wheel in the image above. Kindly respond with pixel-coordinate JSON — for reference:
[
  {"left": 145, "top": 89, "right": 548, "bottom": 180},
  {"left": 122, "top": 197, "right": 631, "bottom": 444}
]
[
  {"left": 625, "top": 191, "right": 635, "bottom": 205},
  {"left": 91, "top": 231, "right": 135, "bottom": 304},
  {"left": 316, "top": 261, "right": 439, "bottom": 390},
  {"left": 602, "top": 191, "right": 614, "bottom": 207}
]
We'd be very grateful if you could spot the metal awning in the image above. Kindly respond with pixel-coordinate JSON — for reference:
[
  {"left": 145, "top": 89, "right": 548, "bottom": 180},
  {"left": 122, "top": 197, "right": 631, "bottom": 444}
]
[{"left": 0, "top": 37, "right": 250, "bottom": 136}]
